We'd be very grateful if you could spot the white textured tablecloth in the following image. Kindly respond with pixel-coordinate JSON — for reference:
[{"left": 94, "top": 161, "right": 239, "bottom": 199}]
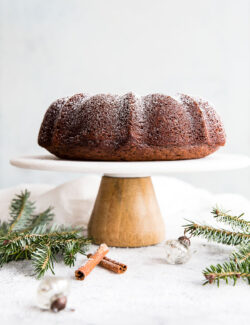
[{"left": 0, "top": 176, "right": 249, "bottom": 325}]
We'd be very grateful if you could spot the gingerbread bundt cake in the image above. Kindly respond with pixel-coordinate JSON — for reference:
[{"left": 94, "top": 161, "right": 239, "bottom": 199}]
[{"left": 38, "top": 92, "right": 226, "bottom": 161}]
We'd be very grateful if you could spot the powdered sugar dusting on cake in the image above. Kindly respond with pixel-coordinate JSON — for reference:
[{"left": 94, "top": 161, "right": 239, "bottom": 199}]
[
  {"left": 179, "top": 93, "right": 226, "bottom": 145},
  {"left": 38, "top": 92, "right": 226, "bottom": 161}
]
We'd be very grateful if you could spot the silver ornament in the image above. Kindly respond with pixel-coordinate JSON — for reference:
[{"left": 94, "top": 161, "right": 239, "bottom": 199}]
[
  {"left": 164, "top": 236, "right": 191, "bottom": 264},
  {"left": 37, "top": 276, "right": 71, "bottom": 312}
]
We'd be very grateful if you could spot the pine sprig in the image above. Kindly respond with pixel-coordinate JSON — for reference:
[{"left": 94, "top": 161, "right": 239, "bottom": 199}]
[
  {"left": 63, "top": 242, "right": 85, "bottom": 267},
  {"left": 203, "top": 260, "right": 250, "bottom": 286},
  {"left": 212, "top": 207, "right": 250, "bottom": 233},
  {"left": 183, "top": 207, "right": 250, "bottom": 286},
  {"left": 231, "top": 244, "right": 250, "bottom": 265},
  {"left": 184, "top": 221, "right": 249, "bottom": 246},
  {"left": 32, "top": 245, "right": 55, "bottom": 279},
  {"left": 0, "top": 221, "right": 9, "bottom": 236},
  {"left": 0, "top": 190, "right": 91, "bottom": 278},
  {"left": 8, "top": 190, "right": 35, "bottom": 233},
  {"left": 27, "top": 207, "right": 54, "bottom": 231}
]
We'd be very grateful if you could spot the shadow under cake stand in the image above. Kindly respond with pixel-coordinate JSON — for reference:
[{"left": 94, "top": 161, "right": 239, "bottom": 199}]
[{"left": 10, "top": 153, "right": 250, "bottom": 247}]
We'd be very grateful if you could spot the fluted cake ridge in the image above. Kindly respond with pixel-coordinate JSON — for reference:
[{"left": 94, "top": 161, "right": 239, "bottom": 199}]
[{"left": 38, "top": 92, "right": 226, "bottom": 161}]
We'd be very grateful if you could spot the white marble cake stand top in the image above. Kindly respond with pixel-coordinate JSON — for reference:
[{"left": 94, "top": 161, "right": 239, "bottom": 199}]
[{"left": 10, "top": 152, "right": 250, "bottom": 177}]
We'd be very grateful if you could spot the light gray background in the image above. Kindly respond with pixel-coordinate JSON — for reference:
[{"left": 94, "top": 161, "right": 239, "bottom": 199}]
[{"left": 0, "top": 0, "right": 250, "bottom": 196}]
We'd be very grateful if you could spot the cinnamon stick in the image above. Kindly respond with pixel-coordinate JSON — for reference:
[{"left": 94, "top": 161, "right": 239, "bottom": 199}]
[
  {"left": 87, "top": 254, "right": 127, "bottom": 274},
  {"left": 75, "top": 243, "right": 109, "bottom": 280}
]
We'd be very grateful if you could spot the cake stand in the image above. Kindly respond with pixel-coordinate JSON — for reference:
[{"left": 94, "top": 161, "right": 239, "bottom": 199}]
[{"left": 10, "top": 153, "right": 250, "bottom": 247}]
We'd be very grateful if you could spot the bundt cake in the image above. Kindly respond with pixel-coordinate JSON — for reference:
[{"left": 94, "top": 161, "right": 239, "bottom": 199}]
[{"left": 38, "top": 92, "right": 226, "bottom": 161}]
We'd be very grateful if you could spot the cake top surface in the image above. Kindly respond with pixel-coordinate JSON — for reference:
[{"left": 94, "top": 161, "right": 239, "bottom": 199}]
[{"left": 38, "top": 92, "right": 226, "bottom": 161}]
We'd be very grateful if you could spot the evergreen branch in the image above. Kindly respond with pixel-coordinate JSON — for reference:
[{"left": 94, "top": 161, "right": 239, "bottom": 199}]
[
  {"left": 0, "top": 228, "right": 91, "bottom": 276},
  {"left": 32, "top": 245, "right": 55, "bottom": 279},
  {"left": 184, "top": 221, "right": 250, "bottom": 246},
  {"left": 27, "top": 207, "right": 54, "bottom": 231},
  {"left": 0, "top": 221, "right": 9, "bottom": 236},
  {"left": 230, "top": 244, "right": 250, "bottom": 264},
  {"left": 63, "top": 242, "right": 84, "bottom": 267},
  {"left": 183, "top": 206, "right": 250, "bottom": 286},
  {"left": 203, "top": 260, "right": 250, "bottom": 286},
  {"left": 0, "top": 234, "right": 91, "bottom": 267},
  {"left": 3, "top": 228, "right": 83, "bottom": 245},
  {"left": 52, "top": 236, "right": 91, "bottom": 248},
  {"left": 8, "top": 190, "right": 35, "bottom": 233},
  {"left": 212, "top": 207, "right": 250, "bottom": 232},
  {"left": 0, "top": 189, "right": 91, "bottom": 278}
]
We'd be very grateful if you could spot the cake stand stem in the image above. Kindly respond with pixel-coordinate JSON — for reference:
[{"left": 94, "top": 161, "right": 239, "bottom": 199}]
[{"left": 88, "top": 176, "right": 165, "bottom": 247}]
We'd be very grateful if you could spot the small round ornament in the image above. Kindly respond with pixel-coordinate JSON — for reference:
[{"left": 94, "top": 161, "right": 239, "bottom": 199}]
[
  {"left": 37, "top": 276, "right": 71, "bottom": 312},
  {"left": 164, "top": 236, "right": 191, "bottom": 264}
]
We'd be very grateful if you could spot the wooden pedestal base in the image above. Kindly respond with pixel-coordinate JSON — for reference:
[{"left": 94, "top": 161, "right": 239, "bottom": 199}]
[{"left": 88, "top": 176, "right": 165, "bottom": 247}]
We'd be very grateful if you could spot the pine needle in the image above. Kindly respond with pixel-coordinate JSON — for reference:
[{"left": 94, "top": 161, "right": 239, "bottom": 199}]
[
  {"left": 0, "top": 190, "right": 91, "bottom": 278},
  {"left": 8, "top": 190, "right": 35, "bottom": 233},
  {"left": 183, "top": 207, "right": 250, "bottom": 286},
  {"left": 203, "top": 260, "right": 250, "bottom": 286},
  {"left": 212, "top": 207, "right": 250, "bottom": 233},
  {"left": 32, "top": 245, "right": 54, "bottom": 279},
  {"left": 0, "top": 221, "right": 9, "bottom": 236},
  {"left": 28, "top": 207, "right": 54, "bottom": 231},
  {"left": 183, "top": 221, "right": 249, "bottom": 246}
]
